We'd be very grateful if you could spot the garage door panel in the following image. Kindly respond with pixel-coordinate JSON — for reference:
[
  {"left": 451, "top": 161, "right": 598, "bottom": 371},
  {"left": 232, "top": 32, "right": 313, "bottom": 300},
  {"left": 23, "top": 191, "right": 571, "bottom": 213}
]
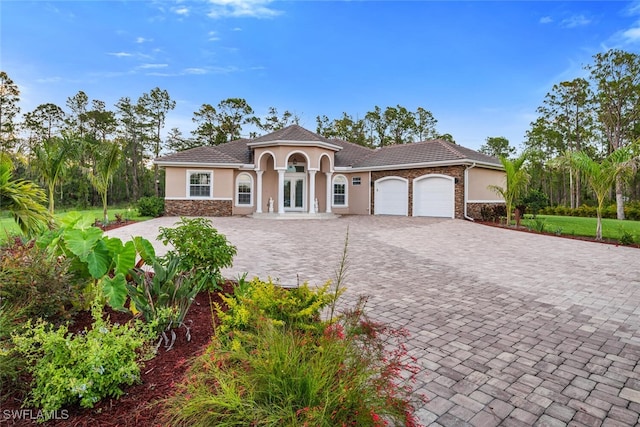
[
  {"left": 375, "top": 178, "right": 408, "bottom": 216},
  {"left": 414, "top": 176, "right": 454, "bottom": 218}
]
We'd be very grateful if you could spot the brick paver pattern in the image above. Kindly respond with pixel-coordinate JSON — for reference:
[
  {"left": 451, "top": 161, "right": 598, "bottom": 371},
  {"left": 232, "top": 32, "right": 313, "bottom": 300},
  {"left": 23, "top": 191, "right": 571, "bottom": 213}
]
[{"left": 108, "top": 216, "right": 640, "bottom": 426}]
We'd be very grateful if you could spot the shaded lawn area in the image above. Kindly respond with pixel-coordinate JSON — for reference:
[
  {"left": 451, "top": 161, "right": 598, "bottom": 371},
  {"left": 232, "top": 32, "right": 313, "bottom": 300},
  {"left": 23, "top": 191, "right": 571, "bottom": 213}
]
[
  {"left": 521, "top": 214, "right": 640, "bottom": 241},
  {"left": 0, "top": 208, "right": 151, "bottom": 241}
]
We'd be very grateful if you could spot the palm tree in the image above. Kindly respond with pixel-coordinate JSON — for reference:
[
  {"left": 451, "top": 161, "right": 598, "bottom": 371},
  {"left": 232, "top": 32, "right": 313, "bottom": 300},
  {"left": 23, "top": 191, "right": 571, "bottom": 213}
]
[
  {"left": 570, "top": 146, "right": 638, "bottom": 240},
  {"left": 0, "top": 153, "right": 51, "bottom": 236},
  {"left": 32, "top": 133, "right": 75, "bottom": 214},
  {"left": 488, "top": 153, "right": 530, "bottom": 226},
  {"left": 88, "top": 141, "right": 121, "bottom": 224}
]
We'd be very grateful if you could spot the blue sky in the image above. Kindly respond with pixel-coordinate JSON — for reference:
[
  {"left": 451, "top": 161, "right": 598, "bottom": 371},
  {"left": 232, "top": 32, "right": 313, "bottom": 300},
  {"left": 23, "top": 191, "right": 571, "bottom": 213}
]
[{"left": 2, "top": 0, "right": 640, "bottom": 151}]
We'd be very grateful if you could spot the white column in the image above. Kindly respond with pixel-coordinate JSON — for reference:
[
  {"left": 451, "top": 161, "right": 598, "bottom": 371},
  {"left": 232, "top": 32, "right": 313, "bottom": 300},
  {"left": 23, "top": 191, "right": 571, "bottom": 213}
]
[
  {"left": 277, "top": 169, "right": 285, "bottom": 213},
  {"left": 325, "top": 172, "right": 333, "bottom": 213},
  {"left": 255, "top": 170, "right": 264, "bottom": 214},
  {"left": 308, "top": 170, "right": 317, "bottom": 214}
]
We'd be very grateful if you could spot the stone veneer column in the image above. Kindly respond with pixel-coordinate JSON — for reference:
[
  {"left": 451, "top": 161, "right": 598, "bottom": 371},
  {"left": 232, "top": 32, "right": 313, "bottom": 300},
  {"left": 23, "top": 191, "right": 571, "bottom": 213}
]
[
  {"left": 325, "top": 172, "right": 333, "bottom": 213},
  {"left": 255, "top": 170, "right": 263, "bottom": 214},
  {"left": 308, "top": 170, "right": 317, "bottom": 214},
  {"left": 277, "top": 169, "right": 285, "bottom": 214}
]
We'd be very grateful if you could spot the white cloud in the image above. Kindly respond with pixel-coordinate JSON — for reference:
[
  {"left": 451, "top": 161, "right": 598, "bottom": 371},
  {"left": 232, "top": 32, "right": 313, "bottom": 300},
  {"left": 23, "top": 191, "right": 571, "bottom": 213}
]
[
  {"left": 138, "top": 63, "right": 169, "bottom": 69},
  {"left": 625, "top": 1, "right": 640, "bottom": 16},
  {"left": 561, "top": 14, "right": 591, "bottom": 29},
  {"left": 206, "top": 0, "right": 282, "bottom": 19},
  {"left": 136, "top": 37, "right": 153, "bottom": 44},
  {"left": 184, "top": 67, "right": 209, "bottom": 75},
  {"left": 622, "top": 26, "right": 640, "bottom": 43},
  {"left": 539, "top": 16, "right": 552, "bottom": 24},
  {"left": 108, "top": 52, "right": 133, "bottom": 57},
  {"left": 173, "top": 6, "right": 190, "bottom": 16},
  {"left": 35, "top": 76, "right": 62, "bottom": 84},
  {"left": 208, "top": 31, "right": 221, "bottom": 41}
]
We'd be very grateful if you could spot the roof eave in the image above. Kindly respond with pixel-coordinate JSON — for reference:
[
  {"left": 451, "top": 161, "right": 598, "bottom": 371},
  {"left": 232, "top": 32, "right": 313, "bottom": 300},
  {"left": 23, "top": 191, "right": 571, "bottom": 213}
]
[
  {"left": 247, "top": 140, "right": 342, "bottom": 151},
  {"left": 349, "top": 159, "right": 504, "bottom": 171},
  {"left": 154, "top": 161, "right": 243, "bottom": 168}
]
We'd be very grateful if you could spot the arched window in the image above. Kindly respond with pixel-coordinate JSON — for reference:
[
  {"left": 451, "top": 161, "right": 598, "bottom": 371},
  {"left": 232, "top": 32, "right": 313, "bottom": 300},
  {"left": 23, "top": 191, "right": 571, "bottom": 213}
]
[
  {"left": 236, "top": 173, "right": 253, "bottom": 206},
  {"left": 332, "top": 175, "right": 347, "bottom": 206}
]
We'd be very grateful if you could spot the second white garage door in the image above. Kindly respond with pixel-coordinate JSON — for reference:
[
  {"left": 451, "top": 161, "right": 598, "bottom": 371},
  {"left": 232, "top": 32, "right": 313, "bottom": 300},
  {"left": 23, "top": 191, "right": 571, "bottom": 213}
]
[
  {"left": 413, "top": 175, "right": 455, "bottom": 218},
  {"left": 374, "top": 177, "right": 408, "bottom": 215}
]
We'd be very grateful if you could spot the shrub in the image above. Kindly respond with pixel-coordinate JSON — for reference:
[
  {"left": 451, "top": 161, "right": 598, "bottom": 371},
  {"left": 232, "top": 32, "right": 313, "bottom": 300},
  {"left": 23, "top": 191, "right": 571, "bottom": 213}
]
[
  {"left": 215, "top": 278, "right": 339, "bottom": 345},
  {"left": 619, "top": 228, "right": 635, "bottom": 246},
  {"left": 479, "top": 204, "right": 507, "bottom": 222},
  {"left": 0, "top": 237, "right": 83, "bottom": 322},
  {"left": 11, "top": 303, "right": 153, "bottom": 413},
  {"left": 127, "top": 253, "right": 205, "bottom": 341},
  {"left": 137, "top": 196, "right": 164, "bottom": 217},
  {"left": 520, "top": 189, "right": 548, "bottom": 217},
  {"left": 158, "top": 217, "right": 236, "bottom": 290},
  {"left": 162, "top": 296, "right": 423, "bottom": 427}
]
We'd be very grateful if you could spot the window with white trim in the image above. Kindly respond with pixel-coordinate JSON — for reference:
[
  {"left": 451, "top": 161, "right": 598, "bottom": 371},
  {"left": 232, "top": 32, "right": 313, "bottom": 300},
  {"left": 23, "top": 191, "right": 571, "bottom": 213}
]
[
  {"left": 332, "top": 175, "right": 347, "bottom": 206},
  {"left": 236, "top": 173, "right": 253, "bottom": 206},
  {"left": 188, "top": 171, "right": 212, "bottom": 198},
  {"left": 352, "top": 176, "right": 361, "bottom": 186}
]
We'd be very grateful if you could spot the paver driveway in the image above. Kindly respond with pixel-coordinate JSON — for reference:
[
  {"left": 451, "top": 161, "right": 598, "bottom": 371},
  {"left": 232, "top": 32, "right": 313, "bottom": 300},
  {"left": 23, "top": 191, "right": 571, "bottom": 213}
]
[{"left": 107, "top": 216, "right": 640, "bottom": 426}]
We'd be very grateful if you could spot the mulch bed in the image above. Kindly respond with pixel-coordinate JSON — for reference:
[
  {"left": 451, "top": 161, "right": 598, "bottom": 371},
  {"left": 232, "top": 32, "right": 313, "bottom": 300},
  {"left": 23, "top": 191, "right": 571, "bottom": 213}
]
[
  {"left": 476, "top": 220, "right": 640, "bottom": 249},
  {"left": 3, "top": 285, "right": 231, "bottom": 427}
]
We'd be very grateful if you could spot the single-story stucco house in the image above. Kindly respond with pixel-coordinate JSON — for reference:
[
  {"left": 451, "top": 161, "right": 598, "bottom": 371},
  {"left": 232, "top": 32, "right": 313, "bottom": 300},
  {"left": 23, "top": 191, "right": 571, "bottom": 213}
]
[{"left": 154, "top": 125, "right": 505, "bottom": 219}]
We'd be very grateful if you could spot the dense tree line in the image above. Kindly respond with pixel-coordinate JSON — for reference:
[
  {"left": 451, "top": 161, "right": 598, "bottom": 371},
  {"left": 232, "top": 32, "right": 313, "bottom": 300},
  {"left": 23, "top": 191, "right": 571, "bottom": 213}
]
[
  {"left": 2, "top": 48, "right": 639, "bottom": 216},
  {"left": 522, "top": 48, "right": 640, "bottom": 219},
  {"left": 0, "top": 70, "right": 458, "bottom": 211}
]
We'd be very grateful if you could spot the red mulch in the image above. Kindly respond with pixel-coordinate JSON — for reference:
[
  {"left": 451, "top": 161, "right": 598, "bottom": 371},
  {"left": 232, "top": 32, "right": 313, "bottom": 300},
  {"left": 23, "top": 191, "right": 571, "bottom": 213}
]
[
  {"left": 2, "top": 286, "right": 232, "bottom": 427},
  {"left": 476, "top": 220, "right": 640, "bottom": 249}
]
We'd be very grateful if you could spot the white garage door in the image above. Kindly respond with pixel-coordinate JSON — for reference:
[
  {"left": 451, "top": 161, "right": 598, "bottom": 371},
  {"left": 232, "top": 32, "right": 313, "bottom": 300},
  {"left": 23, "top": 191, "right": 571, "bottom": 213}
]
[
  {"left": 413, "top": 175, "right": 454, "bottom": 218},
  {"left": 374, "top": 177, "right": 408, "bottom": 215}
]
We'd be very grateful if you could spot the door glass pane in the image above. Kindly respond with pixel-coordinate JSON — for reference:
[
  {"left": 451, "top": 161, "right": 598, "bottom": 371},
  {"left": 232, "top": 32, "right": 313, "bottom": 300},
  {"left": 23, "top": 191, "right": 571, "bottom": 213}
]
[
  {"left": 295, "top": 179, "right": 304, "bottom": 208},
  {"left": 284, "top": 180, "right": 291, "bottom": 208}
]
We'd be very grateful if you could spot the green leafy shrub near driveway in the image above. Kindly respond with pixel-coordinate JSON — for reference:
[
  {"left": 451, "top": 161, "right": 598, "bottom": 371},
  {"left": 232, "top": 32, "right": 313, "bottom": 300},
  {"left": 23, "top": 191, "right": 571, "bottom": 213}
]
[
  {"left": 137, "top": 196, "right": 164, "bottom": 218},
  {"left": 158, "top": 217, "right": 237, "bottom": 290},
  {"left": 11, "top": 303, "right": 155, "bottom": 413},
  {"left": 161, "top": 279, "right": 424, "bottom": 427}
]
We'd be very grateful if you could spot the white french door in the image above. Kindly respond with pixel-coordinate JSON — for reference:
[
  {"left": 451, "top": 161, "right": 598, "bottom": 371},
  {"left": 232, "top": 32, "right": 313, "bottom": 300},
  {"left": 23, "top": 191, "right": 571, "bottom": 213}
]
[{"left": 284, "top": 175, "right": 305, "bottom": 211}]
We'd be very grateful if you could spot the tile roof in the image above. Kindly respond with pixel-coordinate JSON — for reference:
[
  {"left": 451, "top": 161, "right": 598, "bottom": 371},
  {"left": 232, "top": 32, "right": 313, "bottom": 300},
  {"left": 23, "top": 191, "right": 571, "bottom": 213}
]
[
  {"left": 155, "top": 145, "right": 244, "bottom": 164},
  {"left": 251, "top": 124, "right": 334, "bottom": 144},
  {"left": 154, "top": 126, "right": 501, "bottom": 169},
  {"left": 328, "top": 138, "right": 375, "bottom": 167},
  {"left": 353, "top": 139, "right": 501, "bottom": 168}
]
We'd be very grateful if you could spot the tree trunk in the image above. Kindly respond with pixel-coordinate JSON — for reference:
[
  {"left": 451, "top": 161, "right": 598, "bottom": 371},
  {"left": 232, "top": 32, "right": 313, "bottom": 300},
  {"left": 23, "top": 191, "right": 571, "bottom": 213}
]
[{"left": 616, "top": 176, "right": 625, "bottom": 220}]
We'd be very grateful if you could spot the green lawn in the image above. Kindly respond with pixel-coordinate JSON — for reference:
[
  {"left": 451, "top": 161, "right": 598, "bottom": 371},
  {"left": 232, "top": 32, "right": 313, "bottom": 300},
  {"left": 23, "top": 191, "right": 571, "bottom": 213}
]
[
  {"left": 0, "top": 207, "right": 151, "bottom": 240},
  {"left": 520, "top": 214, "right": 640, "bottom": 242}
]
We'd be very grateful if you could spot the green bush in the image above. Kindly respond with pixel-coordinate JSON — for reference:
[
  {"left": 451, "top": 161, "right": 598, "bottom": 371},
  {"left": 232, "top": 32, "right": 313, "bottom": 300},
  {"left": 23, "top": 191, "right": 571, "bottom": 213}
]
[
  {"left": 158, "top": 217, "right": 236, "bottom": 290},
  {"left": 215, "top": 278, "right": 339, "bottom": 346},
  {"left": 11, "top": 303, "right": 153, "bottom": 413},
  {"left": 0, "top": 238, "right": 83, "bottom": 322},
  {"left": 137, "top": 196, "right": 164, "bottom": 217},
  {"left": 127, "top": 253, "right": 205, "bottom": 338},
  {"left": 520, "top": 189, "right": 548, "bottom": 217},
  {"left": 162, "top": 294, "right": 422, "bottom": 427}
]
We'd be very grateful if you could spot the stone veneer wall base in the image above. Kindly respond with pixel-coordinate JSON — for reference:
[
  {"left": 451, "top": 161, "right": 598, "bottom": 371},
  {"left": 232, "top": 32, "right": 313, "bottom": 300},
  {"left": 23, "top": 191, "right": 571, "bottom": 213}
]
[{"left": 165, "top": 199, "right": 232, "bottom": 217}]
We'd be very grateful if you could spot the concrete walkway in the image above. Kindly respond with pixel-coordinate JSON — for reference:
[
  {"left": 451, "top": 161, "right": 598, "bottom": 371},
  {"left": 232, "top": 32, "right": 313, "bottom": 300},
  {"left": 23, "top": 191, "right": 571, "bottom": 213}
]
[{"left": 107, "top": 216, "right": 640, "bottom": 426}]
